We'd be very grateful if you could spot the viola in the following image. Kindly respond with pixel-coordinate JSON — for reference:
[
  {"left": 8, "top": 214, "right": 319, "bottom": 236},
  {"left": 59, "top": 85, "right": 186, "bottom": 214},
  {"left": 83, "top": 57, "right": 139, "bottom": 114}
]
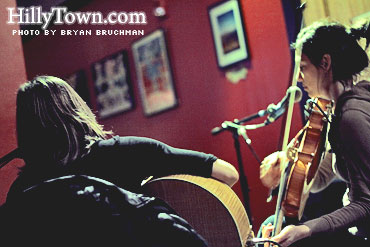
[
  {"left": 271, "top": 97, "right": 334, "bottom": 236},
  {"left": 281, "top": 97, "right": 334, "bottom": 219}
]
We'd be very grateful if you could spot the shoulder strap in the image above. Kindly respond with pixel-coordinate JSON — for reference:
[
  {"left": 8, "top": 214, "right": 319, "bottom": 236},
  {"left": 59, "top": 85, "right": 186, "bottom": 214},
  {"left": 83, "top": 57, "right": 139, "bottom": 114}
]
[{"left": 0, "top": 148, "right": 20, "bottom": 169}]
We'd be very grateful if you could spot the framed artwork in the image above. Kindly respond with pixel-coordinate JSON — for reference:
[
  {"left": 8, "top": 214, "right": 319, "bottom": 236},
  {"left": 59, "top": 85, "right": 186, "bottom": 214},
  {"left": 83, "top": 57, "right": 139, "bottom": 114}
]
[
  {"left": 64, "top": 70, "right": 91, "bottom": 107},
  {"left": 91, "top": 50, "right": 135, "bottom": 119},
  {"left": 208, "top": 0, "right": 249, "bottom": 68},
  {"left": 132, "top": 29, "right": 178, "bottom": 116}
]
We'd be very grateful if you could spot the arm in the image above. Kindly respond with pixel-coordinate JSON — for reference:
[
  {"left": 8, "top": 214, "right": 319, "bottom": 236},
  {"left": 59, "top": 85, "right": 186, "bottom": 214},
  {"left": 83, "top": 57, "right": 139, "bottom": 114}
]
[
  {"left": 303, "top": 108, "right": 370, "bottom": 235},
  {"left": 260, "top": 144, "right": 337, "bottom": 191},
  {"left": 112, "top": 137, "right": 238, "bottom": 187},
  {"left": 148, "top": 138, "right": 239, "bottom": 187},
  {"left": 270, "top": 224, "right": 311, "bottom": 247},
  {"left": 311, "top": 151, "right": 337, "bottom": 193},
  {"left": 271, "top": 107, "right": 370, "bottom": 245},
  {"left": 211, "top": 159, "right": 239, "bottom": 187}
]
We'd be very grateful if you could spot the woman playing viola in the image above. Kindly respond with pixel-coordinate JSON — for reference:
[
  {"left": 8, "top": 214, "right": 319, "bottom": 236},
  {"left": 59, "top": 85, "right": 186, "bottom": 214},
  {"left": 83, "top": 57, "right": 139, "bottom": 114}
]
[{"left": 260, "top": 19, "right": 370, "bottom": 246}]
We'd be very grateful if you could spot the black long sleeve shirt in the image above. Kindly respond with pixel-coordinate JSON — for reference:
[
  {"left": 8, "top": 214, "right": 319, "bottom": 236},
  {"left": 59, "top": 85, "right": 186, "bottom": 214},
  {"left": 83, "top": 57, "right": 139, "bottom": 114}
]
[{"left": 7, "top": 136, "right": 217, "bottom": 201}]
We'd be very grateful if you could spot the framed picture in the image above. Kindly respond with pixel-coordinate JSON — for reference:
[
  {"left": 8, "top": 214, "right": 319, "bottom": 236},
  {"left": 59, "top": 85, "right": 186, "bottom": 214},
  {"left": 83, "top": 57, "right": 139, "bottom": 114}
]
[
  {"left": 132, "top": 29, "right": 178, "bottom": 116},
  {"left": 64, "top": 70, "right": 91, "bottom": 107},
  {"left": 208, "top": 0, "right": 249, "bottom": 68},
  {"left": 91, "top": 50, "right": 135, "bottom": 119}
]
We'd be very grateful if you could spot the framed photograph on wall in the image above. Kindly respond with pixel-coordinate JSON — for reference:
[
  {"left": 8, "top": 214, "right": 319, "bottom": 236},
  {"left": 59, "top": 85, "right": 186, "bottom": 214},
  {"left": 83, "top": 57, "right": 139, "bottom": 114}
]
[
  {"left": 91, "top": 50, "right": 135, "bottom": 119},
  {"left": 208, "top": 0, "right": 249, "bottom": 68},
  {"left": 132, "top": 29, "right": 178, "bottom": 117},
  {"left": 64, "top": 70, "right": 91, "bottom": 107}
]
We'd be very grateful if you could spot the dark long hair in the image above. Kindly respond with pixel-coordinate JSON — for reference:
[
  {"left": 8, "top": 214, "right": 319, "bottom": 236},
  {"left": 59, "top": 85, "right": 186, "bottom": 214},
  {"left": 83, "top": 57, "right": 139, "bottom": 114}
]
[
  {"left": 292, "top": 19, "right": 370, "bottom": 86},
  {"left": 16, "top": 76, "right": 112, "bottom": 170}
]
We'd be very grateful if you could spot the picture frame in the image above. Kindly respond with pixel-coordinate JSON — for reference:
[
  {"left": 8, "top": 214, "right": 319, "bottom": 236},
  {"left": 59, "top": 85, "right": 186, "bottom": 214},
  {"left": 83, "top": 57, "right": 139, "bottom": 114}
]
[
  {"left": 208, "top": 0, "right": 249, "bottom": 68},
  {"left": 132, "top": 29, "right": 178, "bottom": 117},
  {"left": 91, "top": 50, "right": 135, "bottom": 119},
  {"left": 64, "top": 70, "right": 91, "bottom": 107}
]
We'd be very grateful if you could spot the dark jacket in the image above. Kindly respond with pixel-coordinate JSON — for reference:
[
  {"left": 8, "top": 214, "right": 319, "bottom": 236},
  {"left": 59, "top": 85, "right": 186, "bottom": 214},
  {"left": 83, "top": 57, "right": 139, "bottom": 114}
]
[
  {"left": 1, "top": 175, "right": 208, "bottom": 247},
  {"left": 304, "top": 81, "right": 370, "bottom": 237}
]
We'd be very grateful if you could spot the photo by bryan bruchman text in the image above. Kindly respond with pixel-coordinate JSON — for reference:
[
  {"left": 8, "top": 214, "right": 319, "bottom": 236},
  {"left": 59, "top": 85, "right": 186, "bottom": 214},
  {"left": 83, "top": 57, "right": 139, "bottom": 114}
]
[{"left": 11, "top": 29, "right": 145, "bottom": 36}]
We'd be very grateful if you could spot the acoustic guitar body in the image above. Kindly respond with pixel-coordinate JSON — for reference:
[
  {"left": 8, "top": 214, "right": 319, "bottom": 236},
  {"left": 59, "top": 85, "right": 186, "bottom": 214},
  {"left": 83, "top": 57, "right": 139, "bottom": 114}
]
[{"left": 143, "top": 174, "right": 253, "bottom": 247}]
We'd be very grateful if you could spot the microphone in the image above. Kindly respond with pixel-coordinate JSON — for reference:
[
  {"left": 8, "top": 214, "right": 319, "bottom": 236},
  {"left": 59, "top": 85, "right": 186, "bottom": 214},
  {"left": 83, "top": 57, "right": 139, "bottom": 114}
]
[
  {"left": 211, "top": 110, "right": 267, "bottom": 135},
  {"left": 210, "top": 86, "right": 302, "bottom": 135},
  {"left": 265, "top": 86, "right": 302, "bottom": 124}
]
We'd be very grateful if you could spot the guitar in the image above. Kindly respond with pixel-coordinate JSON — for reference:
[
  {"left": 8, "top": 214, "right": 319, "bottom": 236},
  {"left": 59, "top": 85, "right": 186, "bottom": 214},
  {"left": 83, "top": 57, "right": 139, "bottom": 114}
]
[{"left": 142, "top": 174, "right": 253, "bottom": 247}]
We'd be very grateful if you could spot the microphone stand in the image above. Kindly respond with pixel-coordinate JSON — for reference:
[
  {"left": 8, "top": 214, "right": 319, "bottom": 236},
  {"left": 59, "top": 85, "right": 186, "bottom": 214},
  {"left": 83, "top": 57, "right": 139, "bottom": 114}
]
[
  {"left": 211, "top": 97, "right": 298, "bottom": 222},
  {"left": 212, "top": 112, "right": 268, "bottom": 226},
  {"left": 219, "top": 121, "right": 254, "bottom": 225}
]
